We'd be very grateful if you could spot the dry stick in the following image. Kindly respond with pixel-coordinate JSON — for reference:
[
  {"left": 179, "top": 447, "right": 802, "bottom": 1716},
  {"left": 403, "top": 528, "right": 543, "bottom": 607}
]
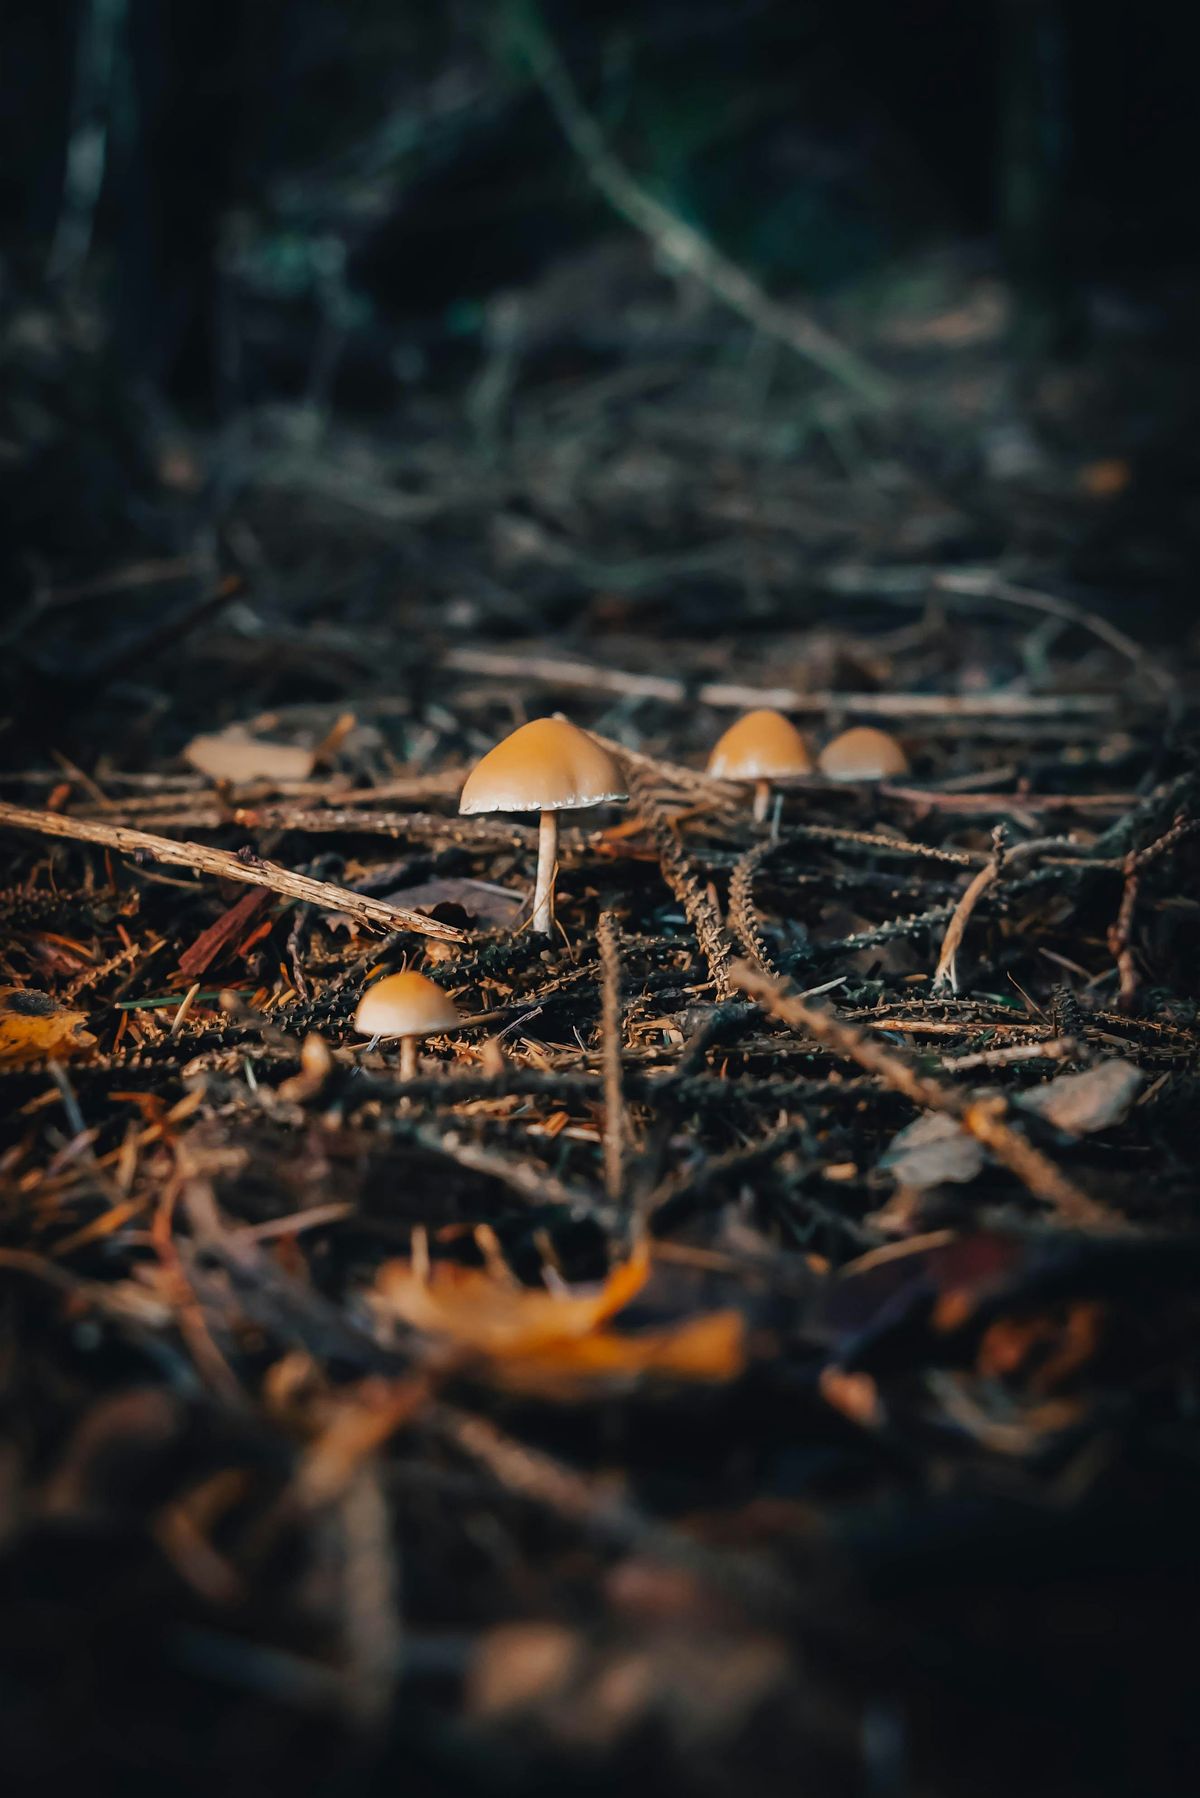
[
  {"left": 0, "top": 800, "right": 462, "bottom": 942},
  {"left": 337, "top": 1467, "right": 402, "bottom": 1729},
  {"left": 931, "top": 830, "right": 1005, "bottom": 995},
  {"left": 881, "top": 785, "right": 1142, "bottom": 816},
  {"left": 1105, "top": 814, "right": 1200, "bottom": 1014},
  {"left": 931, "top": 833, "right": 1070, "bottom": 995},
  {"left": 628, "top": 768, "right": 737, "bottom": 999},
  {"left": 932, "top": 570, "right": 1179, "bottom": 712},
  {"left": 728, "top": 841, "right": 777, "bottom": 974},
  {"left": 588, "top": 730, "right": 738, "bottom": 804},
  {"left": 730, "top": 962, "right": 1116, "bottom": 1231},
  {"left": 435, "top": 1405, "right": 791, "bottom": 1623},
  {"left": 939, "top": 1037, "right": 1078, "bottom": 1074},
  {"left": 446, "top": 646, "right": 1115, "bottom": 720},
  {"left": 92, "top": 804, "right": 547, "bottom": 855},
  {"left": 1108, "top": 852, "right": 1141, "bottom": 1014},
  {"left": 72, "top": 769, "right": 467, "bottom": 818},
  {"left": 596, "top": 912, "right": 626, "bottom": 1205},
  {"left": 516, "top": 12, "right": 891, "bottom": 405}
]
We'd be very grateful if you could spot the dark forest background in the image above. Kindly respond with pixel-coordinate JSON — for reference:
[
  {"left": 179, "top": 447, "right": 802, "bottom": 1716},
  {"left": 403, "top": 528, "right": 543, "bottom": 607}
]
[{"left": 1, "top": 0, "right": 1196, "bottom": 613}]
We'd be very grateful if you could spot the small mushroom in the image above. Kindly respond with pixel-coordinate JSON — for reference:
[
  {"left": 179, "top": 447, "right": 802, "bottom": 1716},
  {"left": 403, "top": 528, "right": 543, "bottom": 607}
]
[
  {"left": 459, "top": 718, "right": 626, "bottom": 936},
  {"left": 706, "top": 708, "right": 812, "bottom": 822},
  {"left": 818, "top": 726, "right": 909, "bottom": 781},
  {"left": 354, "top": 971, "right": 463, "bottom": 1080}
]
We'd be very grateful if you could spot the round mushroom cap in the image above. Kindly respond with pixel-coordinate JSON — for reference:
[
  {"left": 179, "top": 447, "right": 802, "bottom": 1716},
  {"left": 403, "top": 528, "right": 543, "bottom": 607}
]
[
  {"left": 818, "top": 726, "right": 909, "bottom": 781},
  {"left": 459, "top": 718, "right": 627, "bottom": 815},
  {"left": 706, "top": 709, "right": 813, "bottom": 782},
  {"left": 354, "top": 971, "right": 463, "bottom": 1040}
]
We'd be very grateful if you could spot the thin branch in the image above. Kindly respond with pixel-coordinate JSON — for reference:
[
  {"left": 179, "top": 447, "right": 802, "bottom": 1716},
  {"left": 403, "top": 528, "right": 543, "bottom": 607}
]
[
  {"left": 932, "top": 834, "right": 1073, "bottom": 994},
  {"left": 932, "top": 570, "right": 1178, "bottom": 710},
  {"left": 515, "top": 9, "right": 893, "bottom": 404},
  {"left": 730, "top": 962, "right": 1117, "bottom": 1231},
  {"left": 445, "top": 645, "right": 1116, "bottom": 720},
  {"left": 0, "top": 800, "right": 463, "bottom": 942},
  {"left": 597, "top": 912, "right": 627, "bottom": 1206}
]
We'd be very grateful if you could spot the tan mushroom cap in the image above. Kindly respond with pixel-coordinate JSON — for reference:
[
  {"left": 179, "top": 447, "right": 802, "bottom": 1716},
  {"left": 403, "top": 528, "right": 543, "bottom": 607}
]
[
  {"left": 354, "top": 971, "right": 463, "bottom": 1040},
  {"left": 818, "top": 725, "right": 909, "bottom": 781},
  {"left": 459, "top": 718, "right": 627, "bottom": 815},
  {"left": 706, "top": 709, "right": 813, "bottom": 781}
]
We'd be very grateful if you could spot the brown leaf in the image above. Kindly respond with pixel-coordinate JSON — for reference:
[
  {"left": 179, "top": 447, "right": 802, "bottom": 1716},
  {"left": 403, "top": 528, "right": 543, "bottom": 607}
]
[
  {"left": 879, "top": 1111, "right": 987, "bottom": 1188},
  {"left": 375, "top": 1247, "right": 651, "bottom": 1354},
  {"left": 0, "top": 986, "right": 96, "bottom": 1063},
  {"left": 373, "top": 1247, "right": 744, "bottom": 1393},
  {"left": 184, "top": 728, "right": 315, "bottom": 784},
  {"left": 1016, "top": 1059, "right": 1144, "bottom": 1136},
  {"left": 379, "top": 877, "right": 524, "bottom": 926}
]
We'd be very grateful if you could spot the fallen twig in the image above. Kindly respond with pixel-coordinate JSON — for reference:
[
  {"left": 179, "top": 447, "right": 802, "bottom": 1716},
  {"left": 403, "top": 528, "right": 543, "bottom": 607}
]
[
  {"left": 731, "top": 962, "right": 1116, "bottom": 1231},
  {"left": 597, "top": 912, "right": 627, "bottom": 1206},
  {"left": 0, "top": 801, "right": 463, "bottom": 941},
  {"left": 446, "top": 645, "right": 1116, "bottom": 719}
]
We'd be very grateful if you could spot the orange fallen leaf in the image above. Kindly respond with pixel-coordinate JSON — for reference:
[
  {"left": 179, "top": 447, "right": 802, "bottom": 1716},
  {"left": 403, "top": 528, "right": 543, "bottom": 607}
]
[
  {"left": 375, "top": 1246, "right": 651, "bottom": 1356},
  {"left": 0, "top": 987, "right": 96, "bottom": 1064},
  {"left": 373, "top": 1246, "right": 744, "bottom": 1393},
  {"left": 492, "top": 1309, "right": 745, "bottom": 1396}
]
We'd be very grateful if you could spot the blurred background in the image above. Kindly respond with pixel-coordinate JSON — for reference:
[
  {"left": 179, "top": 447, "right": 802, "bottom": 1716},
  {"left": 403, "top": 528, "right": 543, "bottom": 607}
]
[{"left": 1, "top": 0, "right": 1197, "bottom": 756}]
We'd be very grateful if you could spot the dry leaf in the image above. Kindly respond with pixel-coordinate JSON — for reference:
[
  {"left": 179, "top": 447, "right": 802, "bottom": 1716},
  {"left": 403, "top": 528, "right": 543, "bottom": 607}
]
[
  {"left": 493, "top": 1309, "right": 745, "bottom": 1396},
  {"left": 1016, "top": 1059, "right": 1144, "bottom": 1136},
  {"left": 376, "top": 1247, "right": 651, "bottom": 1354},
  {"left": 373, "top": 1247, "right": 744, "bottom": 1393},
  {"left": 0, "top": 986, "right": 96, "bottom": 1063},
  {"left": 380, "top": 877, "right": 523, "bottom": 926},
  {"left": 879, "top": 1111, "right": 986, "bottom": 1188},
  {"left": 184, "top": 727, "right": 315, "bottom": 784},
  {"left": 178, "top": 889, "right": 273, "bottom": 978}
]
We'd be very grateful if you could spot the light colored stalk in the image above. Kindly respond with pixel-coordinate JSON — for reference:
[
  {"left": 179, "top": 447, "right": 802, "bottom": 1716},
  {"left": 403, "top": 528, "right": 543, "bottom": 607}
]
[
  {"left": 399, "top": 1037, "right": 417, "bottom": 1081},
  {"left": 752, "top": 779, "right": 770, "bottom": 823},
  {"left": 531, "top": 808, "right": 558, "bottom": 935}
]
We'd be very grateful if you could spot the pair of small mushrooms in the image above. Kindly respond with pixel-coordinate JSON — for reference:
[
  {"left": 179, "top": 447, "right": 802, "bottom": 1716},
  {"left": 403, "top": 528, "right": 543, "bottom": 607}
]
[
  {"left": 353, "top": 709, "right": 907, "bottom": 1067},
  {"left": 707, "top": 708, "right": 908, "bottom": 818}
]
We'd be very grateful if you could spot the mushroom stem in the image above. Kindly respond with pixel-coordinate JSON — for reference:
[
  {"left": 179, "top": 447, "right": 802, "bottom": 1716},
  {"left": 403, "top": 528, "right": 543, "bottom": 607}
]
[
  {"left": 753, "top": 779, "right": 771, "bottom": 823},
  {"left": 531, "top": 808, "right": 559, "bottom": 935},
  {"left": 399, "top": 1037, "right": 418, "bottom": 1081}
]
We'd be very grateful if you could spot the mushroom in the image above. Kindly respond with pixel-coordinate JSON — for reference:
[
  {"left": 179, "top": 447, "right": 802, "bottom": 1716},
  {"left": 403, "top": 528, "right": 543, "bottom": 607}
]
[
  {"left": 459, "top": 718, "right": 626, "bottom": 936},
  {"left": 818, "top": 725, "right": 909, "bottom": 781},
  {"left": 706, "top": 708, "right": 812, "bottom": 822},
  {"left": 354, "top": 971, "right": 463, "bottom": 1080}
]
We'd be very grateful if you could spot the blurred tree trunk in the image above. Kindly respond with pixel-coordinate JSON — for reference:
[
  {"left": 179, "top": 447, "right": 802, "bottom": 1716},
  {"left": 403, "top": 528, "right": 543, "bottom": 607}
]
[
  {"left": 114, "top": 0, "right": 243, "bottom": 402},
  {"left": 996, "top": 0, "right": 1082, "bottom": 356}
]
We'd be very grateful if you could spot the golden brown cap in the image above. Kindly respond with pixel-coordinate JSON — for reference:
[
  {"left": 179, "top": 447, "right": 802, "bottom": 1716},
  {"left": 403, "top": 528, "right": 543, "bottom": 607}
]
[
  {"left": 459, "top": 718, "right": 627, "bottom": 815},
  {"left": 354, "top": 971, "right": 463, "bottom": 1039},
  {"left": 818, "top": 726, "right": 909, "bottom": 780},
  {"left": 706, "top": 709, "right": 813, "bottom": 781}
]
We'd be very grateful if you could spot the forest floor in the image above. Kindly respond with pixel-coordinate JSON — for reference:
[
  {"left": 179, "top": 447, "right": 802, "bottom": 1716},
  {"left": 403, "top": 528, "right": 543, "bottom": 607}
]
[{"left": 2, "top": 243, "right": 1200, "bottom": 1797}]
